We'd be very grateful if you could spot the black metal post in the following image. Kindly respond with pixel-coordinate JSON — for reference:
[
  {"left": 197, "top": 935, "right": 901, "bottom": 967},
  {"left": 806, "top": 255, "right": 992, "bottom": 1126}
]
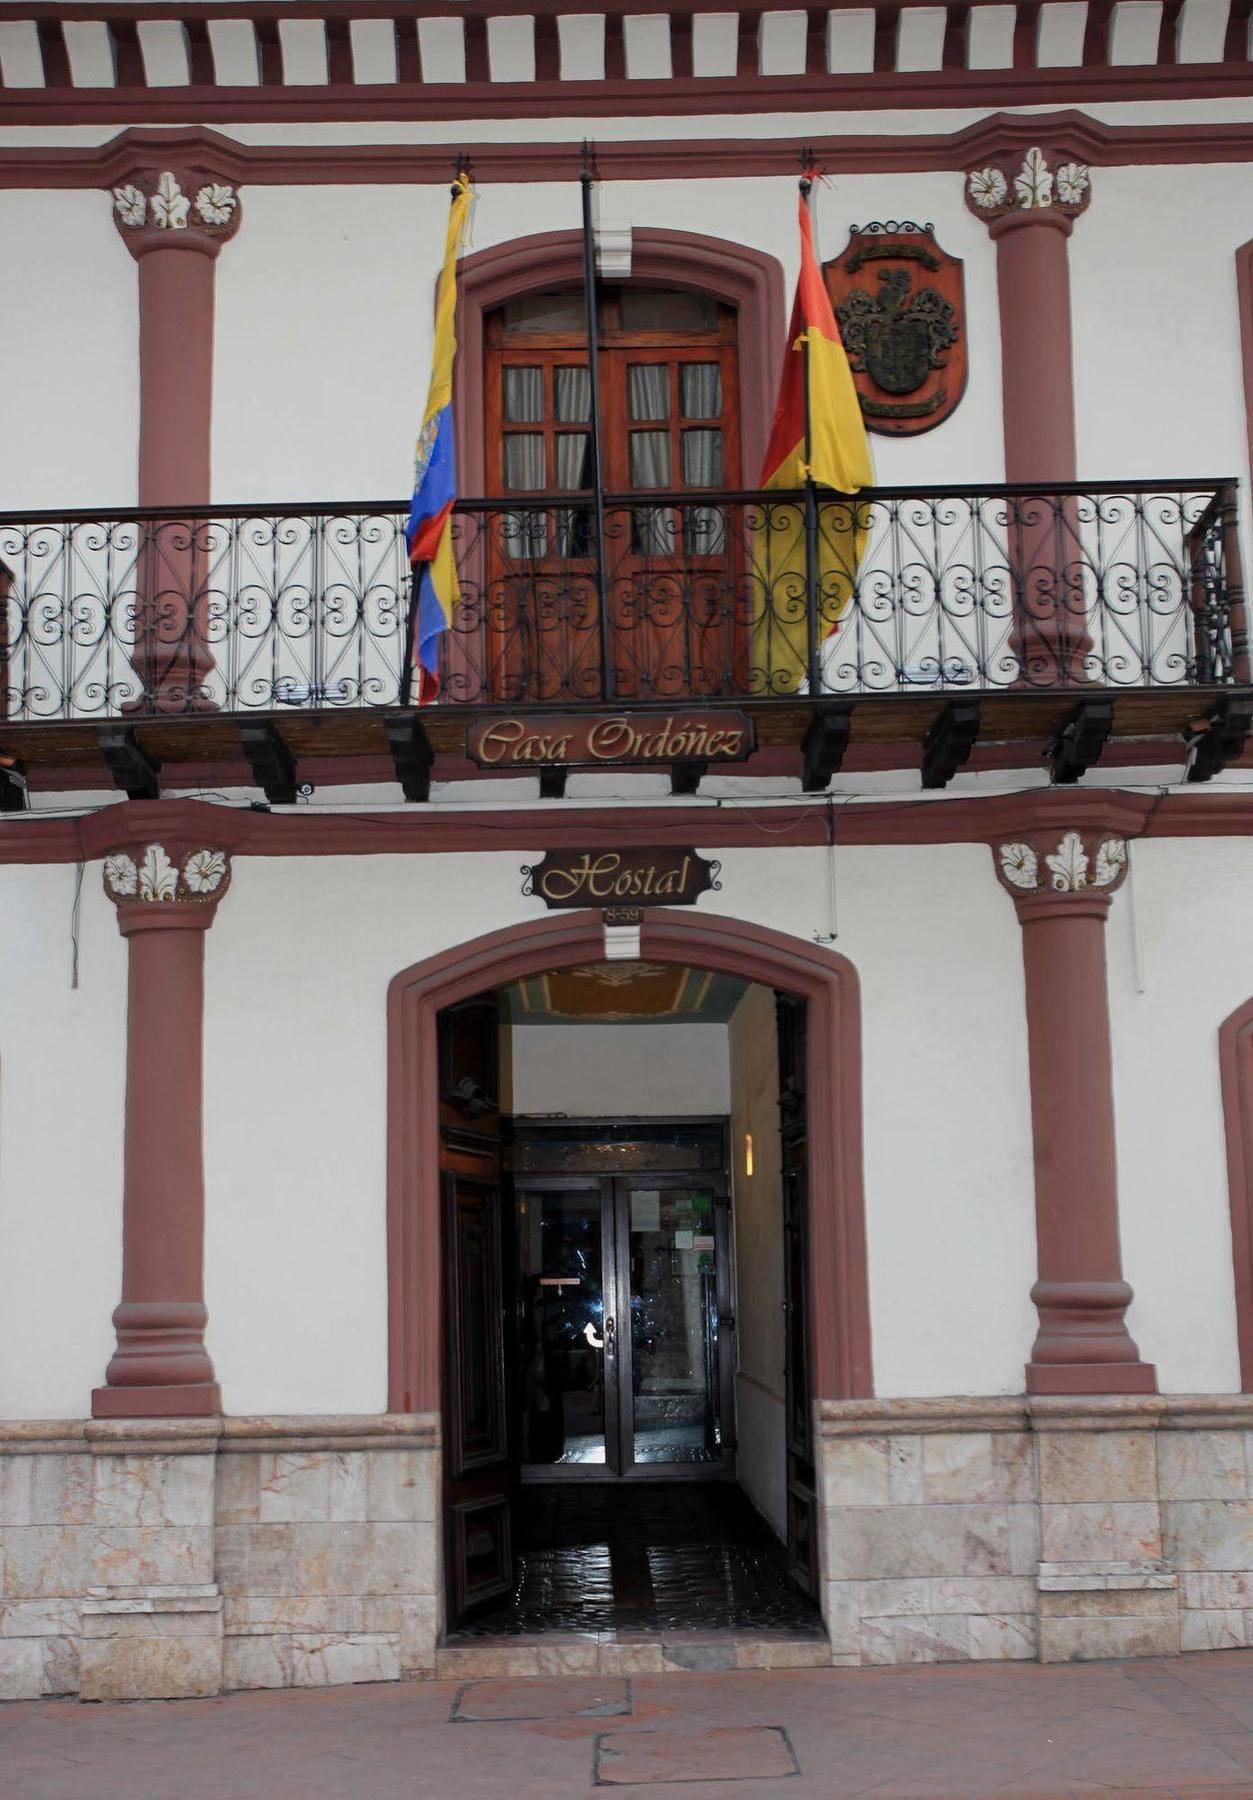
[
  {"left": 800, "top": 168, "right": 821, "bottom": 696},
  {"left": 581, "top": 140, "right": 613, "bottom": 701},
  {"left": 398, "top": 566, "right": 421, "bottom": 707}
]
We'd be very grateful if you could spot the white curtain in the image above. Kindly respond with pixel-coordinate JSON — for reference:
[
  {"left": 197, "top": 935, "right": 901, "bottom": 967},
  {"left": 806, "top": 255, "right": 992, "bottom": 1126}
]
[
  {"left": 503, "top": 366, "right": 544, "bottom": 423},
  {"left": 680, "top": 363, "right": 721, "bottom": 420},
  {"left": 555, "top": 365, "right": 591, "bottom": 422}
]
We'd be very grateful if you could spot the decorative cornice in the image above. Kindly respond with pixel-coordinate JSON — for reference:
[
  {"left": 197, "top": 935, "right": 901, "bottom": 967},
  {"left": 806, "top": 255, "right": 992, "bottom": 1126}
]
[
  {"left": 816, "top": 1393, "right": 1253, "bottom": 1435},
  {"left": 3, "top": 112, "right": 1253, "bottom": 193},
  {"left": 0, "top": 1412, "right": 440, "bottom": 1457},
  {"left": 2, "top": 11, "right": 1252, "bottom": 129},
  {"left": 965, "top": 141, "right": 1092, "bottom": 230},
  {"left": 816, "top": 1396, "right": 1030, "bottom": 1436},
  {"left": 5, "top": 788, "right": 1253, "bottom": 867}
]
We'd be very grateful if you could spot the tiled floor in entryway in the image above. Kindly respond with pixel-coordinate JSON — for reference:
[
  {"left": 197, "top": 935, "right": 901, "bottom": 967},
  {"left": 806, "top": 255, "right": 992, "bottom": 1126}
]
[
  {"left": 453, "top": 1482, "right": 825, "bottom": 1637},
  {"left": 440, "top": 1480, "right": 828, "bottom": 1678}
]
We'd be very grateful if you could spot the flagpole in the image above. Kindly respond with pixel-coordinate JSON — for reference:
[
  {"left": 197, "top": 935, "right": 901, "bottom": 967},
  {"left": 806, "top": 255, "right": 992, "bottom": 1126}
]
[
  {"left": 800, "top": 157, "right": 821, "bottom": 697},
  {"left": 580, "top": 140, "right": 613, "bottom": 702},
  {"left": 400, "top": 163, "right": 468, "bottom": 710}
]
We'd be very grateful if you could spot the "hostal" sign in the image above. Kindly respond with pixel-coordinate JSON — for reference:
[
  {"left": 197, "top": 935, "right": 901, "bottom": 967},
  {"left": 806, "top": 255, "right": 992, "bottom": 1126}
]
[
  {"left": 525, "top": 849, "right": 719, "bottom": 910},
  {"left": 468, "top": 711, "right": 753, "bottom": 769}
]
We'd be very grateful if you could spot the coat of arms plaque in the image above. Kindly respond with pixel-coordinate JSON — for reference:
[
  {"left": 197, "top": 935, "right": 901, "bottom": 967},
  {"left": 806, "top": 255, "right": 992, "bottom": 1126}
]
[{"left": 825, "top": 223, "right": 967, "bottom": 437}]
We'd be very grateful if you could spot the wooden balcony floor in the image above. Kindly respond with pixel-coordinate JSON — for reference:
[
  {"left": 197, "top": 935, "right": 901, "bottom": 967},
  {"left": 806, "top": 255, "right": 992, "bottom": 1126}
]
[{"left": 0, "top": 687, "right": 1244, "bottom": 794}]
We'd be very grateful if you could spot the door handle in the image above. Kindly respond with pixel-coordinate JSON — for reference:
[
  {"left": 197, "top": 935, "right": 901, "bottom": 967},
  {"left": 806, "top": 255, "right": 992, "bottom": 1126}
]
[{"left": 604, "top": 1315, "right": 616, "bottom": 1359}]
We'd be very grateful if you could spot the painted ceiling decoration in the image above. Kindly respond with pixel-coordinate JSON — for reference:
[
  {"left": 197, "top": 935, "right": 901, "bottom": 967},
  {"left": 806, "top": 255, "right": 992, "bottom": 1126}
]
[{"left": 503, "top": 962, "right": 747, "bottom": 1024}]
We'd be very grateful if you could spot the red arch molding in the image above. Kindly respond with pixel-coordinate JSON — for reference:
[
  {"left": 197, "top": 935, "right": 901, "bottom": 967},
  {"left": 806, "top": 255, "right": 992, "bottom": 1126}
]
[
  {"left": 1219, "top": 994, "right": 1253, "bottom": 1390},
  {"left": 386, "top": 908, "right": 872, "bottom": 1413},
  {"left": 454, "top": 227, "right": 786, "bottom": 495}
]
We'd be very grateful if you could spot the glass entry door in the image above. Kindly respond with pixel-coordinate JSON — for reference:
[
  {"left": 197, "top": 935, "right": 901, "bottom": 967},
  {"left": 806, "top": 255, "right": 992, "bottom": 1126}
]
[{"left": 514, "top": 1174, "right": 733, "bottom": 1478}]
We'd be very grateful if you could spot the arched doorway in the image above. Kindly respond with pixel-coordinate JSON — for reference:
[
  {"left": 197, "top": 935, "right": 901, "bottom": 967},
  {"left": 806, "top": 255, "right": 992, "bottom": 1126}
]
[
  {"left": 386, "top": 909, "right": 870, "bottom": 1415},
  {"left": 383, "top": 914, "right": 871, "bottom": 1648}
]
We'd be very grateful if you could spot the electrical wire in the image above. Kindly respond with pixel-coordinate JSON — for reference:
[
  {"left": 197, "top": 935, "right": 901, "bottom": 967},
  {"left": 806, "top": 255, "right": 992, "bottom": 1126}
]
[{"left": 69, "top": 859, "right": 84, "bottom": 990}]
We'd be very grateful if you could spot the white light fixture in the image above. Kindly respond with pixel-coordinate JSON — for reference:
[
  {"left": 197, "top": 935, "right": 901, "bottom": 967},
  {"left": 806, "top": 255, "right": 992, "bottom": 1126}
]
[{"left": 595, "top": 222, "right": 632, "bottom": 278}]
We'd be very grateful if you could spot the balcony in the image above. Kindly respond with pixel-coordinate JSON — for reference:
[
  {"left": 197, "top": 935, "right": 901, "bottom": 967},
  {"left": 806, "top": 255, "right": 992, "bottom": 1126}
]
[{"left": 0, "top": 479, "right": 1248, "bottom": 799}]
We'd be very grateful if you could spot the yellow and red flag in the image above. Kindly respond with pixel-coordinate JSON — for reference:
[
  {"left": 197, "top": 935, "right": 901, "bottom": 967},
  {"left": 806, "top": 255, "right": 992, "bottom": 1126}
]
[{"left": 755, "top": 187, "right": 872, "bottom": 693}]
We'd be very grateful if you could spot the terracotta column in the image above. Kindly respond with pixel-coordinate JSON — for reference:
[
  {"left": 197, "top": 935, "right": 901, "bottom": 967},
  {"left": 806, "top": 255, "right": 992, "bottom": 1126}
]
[
  {"left": 966, "top": 144, "right": 1093, "bottom": 683},
  {"left": 92, "top": 837, "right": 232, "bottom": 1418},
  {"left": 110, "top": 152, "right": 241, "bottom": 711},
  {"left": 994, "top": 812, "right": 1155, "bottom": 1394}
]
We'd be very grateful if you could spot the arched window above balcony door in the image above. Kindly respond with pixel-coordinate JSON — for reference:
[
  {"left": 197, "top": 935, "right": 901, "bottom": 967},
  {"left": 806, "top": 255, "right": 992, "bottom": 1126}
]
[
  {"left": 452, "top": 230, "right": 785, "bottom": 499},
  {"left": 484, "top": 285, "right": 741, "bottom": 507}
]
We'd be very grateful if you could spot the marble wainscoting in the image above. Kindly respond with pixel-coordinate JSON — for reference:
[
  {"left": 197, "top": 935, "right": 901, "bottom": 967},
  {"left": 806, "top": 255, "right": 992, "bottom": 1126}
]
[
  {"left": 816, "top": 1395, "right": 1253, "bottom": 1667},
  {"left": 0, "top": 1414, "right": 440, "bottom": 1701},
  {"left": 6, "top": 1398, "right": 1253, "bottom": 1698},
  {"left": 217, "top": 1415, "right": 440, "bottom": 1692}
]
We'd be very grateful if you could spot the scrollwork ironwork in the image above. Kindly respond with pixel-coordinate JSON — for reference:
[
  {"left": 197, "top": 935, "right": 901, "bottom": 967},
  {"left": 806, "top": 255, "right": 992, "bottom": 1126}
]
[{"left": 0, "top": 481, "right": 1239, "bottom": 720}]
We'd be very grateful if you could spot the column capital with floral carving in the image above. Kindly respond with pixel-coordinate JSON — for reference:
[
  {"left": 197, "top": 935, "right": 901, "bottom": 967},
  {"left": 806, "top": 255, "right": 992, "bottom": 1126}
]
[
  {"left": 108, "top": 148, "right": 241, "bottom": 261},
  {"left": 102, "top": 841, "right": 232, "bottom": 934},
  {"left": 993, "top": 824, "right": 1129, "bottom": 921},
  {"left": 965, "top": 141, "right": 1092, "bottom": 239}
]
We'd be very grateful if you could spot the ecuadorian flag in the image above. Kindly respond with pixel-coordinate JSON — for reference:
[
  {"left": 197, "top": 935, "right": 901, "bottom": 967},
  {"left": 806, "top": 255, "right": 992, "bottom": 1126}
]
[
  {"left": 755, "top": 187, "right": 873, "bottom": 693},
  {"left": 407, "top": 173, "right": 473, "bottom": 703}
]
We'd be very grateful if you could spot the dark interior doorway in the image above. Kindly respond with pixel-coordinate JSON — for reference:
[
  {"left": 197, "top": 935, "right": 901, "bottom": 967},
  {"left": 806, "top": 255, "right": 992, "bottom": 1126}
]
[
  {"left": 512, "top": 1120, "right": 734, "bottom": 1478},
  {"left": 437, "top": 974, "right": 820, "bottom": 1638}
]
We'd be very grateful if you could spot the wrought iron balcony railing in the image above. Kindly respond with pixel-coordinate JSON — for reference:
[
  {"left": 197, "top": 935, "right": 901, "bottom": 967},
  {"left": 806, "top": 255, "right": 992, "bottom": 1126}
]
[{"left": 0, "top": 481, "right": 1244, "bottom": 722}]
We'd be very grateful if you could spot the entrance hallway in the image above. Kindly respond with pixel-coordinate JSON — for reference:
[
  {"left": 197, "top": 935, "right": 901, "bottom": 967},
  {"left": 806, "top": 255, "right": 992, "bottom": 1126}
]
[
  {"left": 9, "top": 1651, "right": 1253, "bottom": 1797},
  {"left": 450, "top": 1483, "right": 825, "bottom": 1638}
]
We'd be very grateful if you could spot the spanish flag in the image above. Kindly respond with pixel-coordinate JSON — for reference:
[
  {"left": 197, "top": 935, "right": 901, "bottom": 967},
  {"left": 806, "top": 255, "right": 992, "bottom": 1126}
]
[
  {"left": 756, "top": 186, "right": 872, "bottom": 693},
  {"left": 407, "top": 172, "right": 473, "bottom": 703}
]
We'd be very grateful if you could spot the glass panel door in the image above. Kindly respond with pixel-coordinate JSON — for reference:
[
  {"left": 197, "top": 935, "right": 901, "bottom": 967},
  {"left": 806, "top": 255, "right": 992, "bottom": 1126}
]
[
  {"left": 513, "top": 1174, "right": 731, "bottom": 1478},
  {"left": 515, "top": 1183, "right": 617, "bottom": 1469},
  {"left": 622, "top": 1183, "right": 724, "bottom": 1468}
]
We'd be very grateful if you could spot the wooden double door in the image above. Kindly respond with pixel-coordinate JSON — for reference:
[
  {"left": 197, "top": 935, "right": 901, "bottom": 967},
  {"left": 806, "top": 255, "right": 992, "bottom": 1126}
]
[{"left": 512, "top": 1164, "right": 735, "bottom": 1480}]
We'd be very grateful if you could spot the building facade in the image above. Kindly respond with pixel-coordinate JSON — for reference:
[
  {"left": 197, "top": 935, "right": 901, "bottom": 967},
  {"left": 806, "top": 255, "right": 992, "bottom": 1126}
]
[{"left": 4, "top": 0, "right": 1253, "bottom": 1703}]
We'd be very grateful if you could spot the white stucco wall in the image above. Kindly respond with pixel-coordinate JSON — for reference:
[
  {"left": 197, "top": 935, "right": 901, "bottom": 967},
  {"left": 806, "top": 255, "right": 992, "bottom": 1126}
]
[
  {"left": 200, "top": 848, "right": 537, "bottom": 1417},
  {"left": 700, "top": 841, "right": 1040, "bottom": 1400},
  {"left": 197, "top": 835, "right": 1038, "bottom": 1415},
  {"left": 0, "top": 867, "right": 125, "bottom": 1417},
  {"left": 210, "top": 168, "right": 1001, "bottom": 503},
  {"left": 1, "top": 128, "right": 1251, "bottom": 524},
  {"left": 211, "top": 181, "right": 454, "bottom": 505},
  {"left": 0, "top": 190, "right": 138, "bottom": 511},
  {"left": 1105, "top": 835, "right": 1253, "bottom": 1394},
  {"left": 510, "top": 1022, "right": 730, "bottom": 1117},
  {"left": 7, "top": 820, "right": 1253, "bottom": 1419},
  {"left": 1070, "top": 164, "right": 1252, "bottom": 490},
  {"left": 5, "top": 152, "right": 1250, "bottom": 527}
]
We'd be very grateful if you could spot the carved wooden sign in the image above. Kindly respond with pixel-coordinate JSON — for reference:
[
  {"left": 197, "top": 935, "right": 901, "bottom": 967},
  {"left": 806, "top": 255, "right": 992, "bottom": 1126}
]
[
  {"left": 467, "top": 711, "right": 754, "bottom": 770},
  {"left": 826, "top": 224, "right": 967, "bottom": 436},
  {"left": 524, "top": 848, "right": 719, "bottom": 910}
]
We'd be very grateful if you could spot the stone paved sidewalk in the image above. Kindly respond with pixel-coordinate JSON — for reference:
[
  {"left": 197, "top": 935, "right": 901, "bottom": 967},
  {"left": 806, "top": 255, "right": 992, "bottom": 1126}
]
[{"left": 7, "top": 1650, "right": 1253, "bottom": 1797}]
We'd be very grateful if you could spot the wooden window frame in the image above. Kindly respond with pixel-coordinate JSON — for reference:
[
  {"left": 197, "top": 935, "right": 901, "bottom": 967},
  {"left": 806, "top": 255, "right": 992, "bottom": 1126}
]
[{"left": 485, "top": 290, "right": 742, "bottom": 501}]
